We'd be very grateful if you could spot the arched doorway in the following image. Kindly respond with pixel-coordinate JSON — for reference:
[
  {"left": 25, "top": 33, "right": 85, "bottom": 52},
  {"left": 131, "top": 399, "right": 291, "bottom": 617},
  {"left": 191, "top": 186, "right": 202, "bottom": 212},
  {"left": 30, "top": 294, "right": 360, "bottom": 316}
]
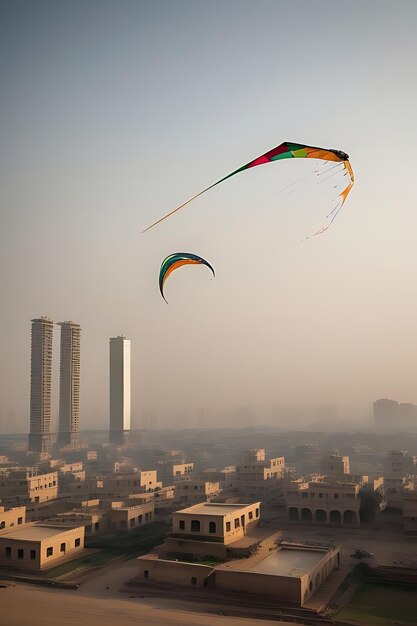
[
  {"left": 316, "top": 509, "right": 327, "bottom": 523},
  {"left": 329, "top": 510, "right": 341, "bottom": 524},
  {"left": 301, "top": 508, "right": 312, "bottom": 522},
  {"left": 343, "top": 510, "right": 357, "bottom": 524},
  {"left": 289, "top": 507, "right": 299, "bottom": 521}
]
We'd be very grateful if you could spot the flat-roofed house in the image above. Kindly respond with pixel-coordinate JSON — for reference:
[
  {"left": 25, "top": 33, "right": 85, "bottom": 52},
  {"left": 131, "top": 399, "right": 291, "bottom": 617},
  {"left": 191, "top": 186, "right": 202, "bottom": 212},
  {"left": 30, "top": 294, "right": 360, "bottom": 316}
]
[
  {"left": 0, "top": 506, "right": 26, "bottom": 532},
  {"left": 286, "top": 481, "right": 360, "bottom": 525},
  {"left": 166, "top": 501, "right": 260, "bottom": 558},
  {"left": 0, "top": 524, "right": 85, "bottom": 570}
]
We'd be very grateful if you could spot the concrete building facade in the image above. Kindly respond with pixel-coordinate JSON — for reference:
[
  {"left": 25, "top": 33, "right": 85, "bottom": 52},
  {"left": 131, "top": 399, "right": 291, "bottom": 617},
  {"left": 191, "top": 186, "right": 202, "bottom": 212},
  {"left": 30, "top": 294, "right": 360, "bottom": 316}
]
[
  {"left": 109, "top": 336, "right": 131, "bottom": 444},
  {"left": 0, "top": 470, "right": 58, "bottom": 505},
  {"left": 28, "top": 317, "right": 54, "bottom": 453},
  {"left": 0, "top": 506, "right": 26, "bottom": 531},
  {"left": 57, "top": 321, "right": 81, "bottom": 448},
  {"left": 174, "top": 480, "right": 222, "bottom": 506},
  {"left": 0, "top": 524, "right": 85, "bottom": 570},
  {"left": 287, "top": 481, "right": 360, "bottom": 526},
  {"left": 170, "top": 502, "right": 261, "bottom": 547}
]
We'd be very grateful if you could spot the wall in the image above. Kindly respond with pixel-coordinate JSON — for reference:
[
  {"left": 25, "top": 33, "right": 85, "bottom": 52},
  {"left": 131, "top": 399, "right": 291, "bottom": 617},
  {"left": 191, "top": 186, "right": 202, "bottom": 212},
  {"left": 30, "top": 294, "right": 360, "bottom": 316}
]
[
  {"left": 164, "top": 536, "right": 227, "bottom": 559},
  {"left": 137, "top": 556, "right": 213, "bottom": 587},
  {"left": 0, "top": 506, "right": 26, "bottom": 532},
  {"left": 215, "top": 569, "right": 301, "bottom": 605}
]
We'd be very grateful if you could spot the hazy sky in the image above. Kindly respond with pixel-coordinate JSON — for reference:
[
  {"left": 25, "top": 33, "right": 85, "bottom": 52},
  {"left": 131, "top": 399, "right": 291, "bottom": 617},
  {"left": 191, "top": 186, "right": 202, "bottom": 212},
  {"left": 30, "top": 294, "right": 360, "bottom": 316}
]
[{"left": 1, "top": 1, "right": 417, "bottom": 433}]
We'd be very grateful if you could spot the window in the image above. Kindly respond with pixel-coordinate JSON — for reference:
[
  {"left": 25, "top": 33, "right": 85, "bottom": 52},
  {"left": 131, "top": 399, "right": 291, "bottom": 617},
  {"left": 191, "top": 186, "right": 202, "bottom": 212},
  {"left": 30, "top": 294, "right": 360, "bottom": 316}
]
[
  {"left": 18, "top": 549, "right": 24, "bottom": 559},
  {"left": 144, "top": 570, "right": 149, "bottom": 579},
  {"left": 95, "top": 522, "right": 100, "bottom": 530},
  {"left": 234, "top": 518, "right": 240, "bottom": 529},
  {"left": 5, "top": 547, "right": 11, "bottom": 558},
  {"left": 226, "top": 521, "right": 231, "bottom": 532},
  {"left": 255, "top": 508, "right": 260, "bottom": 518},
  {"left": 334, "top": 494, "right": 339, "bottom": 499},
  {"left": 75, "top": 538, "right": 81, "bottom": 547},
  {"left": 191, "top": 520, "right": 200, "bottom": 532},
  {"left": 30, "top": 550, "right": 36, "bottom": 560},
  {"left": 249, "top": 511, "right": 253, "bottom": 520},
  {"left": 18, "top": 517, "right": 23, "bottom": 525},
  {"left": 46, "top": 547, "right": 53, "bottom": 557},
  {"left": 179, "top": 520, "right": 185, "bottom": 530},
  {"left": 191, "top": 577, "right": 197, "bottom": 586},
  {"left": 209, "top": 521, "right": 216, "bottom": 534},
  {"left": 302, "top": 492, "right": 308, "bottom": 498},
  {"left": 0, "top": 521, "right": 5, "bottom": 529},
  {"left": 60, "top": 543, "right": 66, "bottom": 552},
  {"left": 319, "top": 493, "right": 323, "bottom": 498},
  {"left": 138, "top": 515, "right": 143, "bottom": 524}
]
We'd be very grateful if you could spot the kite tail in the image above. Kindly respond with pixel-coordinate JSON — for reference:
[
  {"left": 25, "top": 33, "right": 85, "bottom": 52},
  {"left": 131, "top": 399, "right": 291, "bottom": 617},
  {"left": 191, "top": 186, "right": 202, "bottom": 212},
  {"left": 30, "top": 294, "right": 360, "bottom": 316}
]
[{"left": 142, "top": 185, "right": 215, "bottom": 233}]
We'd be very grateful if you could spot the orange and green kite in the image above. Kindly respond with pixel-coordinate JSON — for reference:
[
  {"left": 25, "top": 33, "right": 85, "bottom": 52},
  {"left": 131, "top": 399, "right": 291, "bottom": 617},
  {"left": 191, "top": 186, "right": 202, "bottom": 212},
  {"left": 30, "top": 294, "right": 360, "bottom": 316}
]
[
  {"left": 159, "top": 253, "right": 215, "bottom": 303},
  {"left": 143, "top": 141, "right": 354, "bottom": 233}
]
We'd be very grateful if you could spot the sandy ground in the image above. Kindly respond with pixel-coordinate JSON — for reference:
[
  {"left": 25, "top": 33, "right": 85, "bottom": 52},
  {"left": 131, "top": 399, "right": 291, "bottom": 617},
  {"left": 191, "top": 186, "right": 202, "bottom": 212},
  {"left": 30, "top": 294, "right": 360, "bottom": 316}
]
[{"left": 1, "top": 561, "right": 294, "bottom": 626}]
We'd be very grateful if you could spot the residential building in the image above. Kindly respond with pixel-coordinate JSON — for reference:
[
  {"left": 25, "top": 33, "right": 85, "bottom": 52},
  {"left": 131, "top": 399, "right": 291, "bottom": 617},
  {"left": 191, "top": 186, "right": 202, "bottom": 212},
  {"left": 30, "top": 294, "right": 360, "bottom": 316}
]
[
  {"left": 322, "top": 454, "right": 350, "bottom": 476},
  {"left": 0, "top": 506, "right": 26, "bottom": 531},
  {"left": 0, "top": 524, "right": 85, "bottom": 570},
  {"left": 286, "top": 480, "right": 361, "bottom": 525},
  {"left": 166, "top": 501, "right": 261, "bottom": 558},
  {"left": 108, "top": 500, "right": 154, "bottom": 531},
  {"left": 57, "top": 321, "right": 81, "bottom": 448},
  {"left": 0, "top": 470, "right": 58, "bottom": 505},
  {"left": 174, "top": 480, "right": 221, "bottom": 505},
  {"left": 157, "top": 460, "right": 194, "bottom": 484},
  {"left": 109, "top": 336, "right": 131, "bottom": 444},
  {"left": 100, "top": 470, "right": 161, "bottom": 495},
  {"left": 28, "top": 317, "right": 54, "bottom": 453}
]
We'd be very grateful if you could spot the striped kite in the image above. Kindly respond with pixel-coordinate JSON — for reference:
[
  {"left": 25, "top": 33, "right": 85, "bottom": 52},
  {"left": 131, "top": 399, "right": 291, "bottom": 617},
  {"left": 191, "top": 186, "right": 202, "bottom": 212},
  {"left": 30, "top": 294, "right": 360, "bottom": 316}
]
[
  {"left": 159, "top": 253, "right": 215, "bottom": 303},
  {"left": 143, "top": 142, "right": 354, "bottom": 235}
]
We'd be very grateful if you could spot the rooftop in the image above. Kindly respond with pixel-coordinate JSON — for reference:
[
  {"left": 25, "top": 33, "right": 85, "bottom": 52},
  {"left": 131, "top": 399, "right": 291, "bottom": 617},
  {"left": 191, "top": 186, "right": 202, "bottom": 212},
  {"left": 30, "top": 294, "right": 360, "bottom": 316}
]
[
  {"left": 249, "top": 548, "right": 325, "bottom": 578},
  {"left": 175, "top": 502, "right": 259, "bottom": 516},
  {"left": 0, "top": 525, "right": 83, "bottom": 542}
]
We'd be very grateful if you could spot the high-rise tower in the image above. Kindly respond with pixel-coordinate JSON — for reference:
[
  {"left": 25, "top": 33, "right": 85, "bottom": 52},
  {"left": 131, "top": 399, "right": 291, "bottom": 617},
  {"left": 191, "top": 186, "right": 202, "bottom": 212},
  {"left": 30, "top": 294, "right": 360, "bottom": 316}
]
[
  {"left": 109, "top": 336, "right": 131, "bottom": 445},
  {"left": 28, "top": 317, "right": 54, "bottom": 453},
  {"left": 57, "top": 321, "right": 81, "bottom": 447}
]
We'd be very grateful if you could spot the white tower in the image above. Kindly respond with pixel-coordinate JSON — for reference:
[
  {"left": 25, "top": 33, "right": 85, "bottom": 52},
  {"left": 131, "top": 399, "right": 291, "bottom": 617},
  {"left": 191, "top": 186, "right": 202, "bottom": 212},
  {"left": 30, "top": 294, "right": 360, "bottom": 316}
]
[{"left": 109, "top": 336, "right": 131, "bottom": 444}]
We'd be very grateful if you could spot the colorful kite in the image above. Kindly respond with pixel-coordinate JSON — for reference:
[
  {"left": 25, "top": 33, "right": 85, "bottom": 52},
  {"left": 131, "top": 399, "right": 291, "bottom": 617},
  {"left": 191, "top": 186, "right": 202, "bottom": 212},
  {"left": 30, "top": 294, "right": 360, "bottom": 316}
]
[
  {"left": 143, "top": 142, "right": 354, "bottom": 234},
  {"left": 159, "top": 253, "right": 215, "bottom": 303}
]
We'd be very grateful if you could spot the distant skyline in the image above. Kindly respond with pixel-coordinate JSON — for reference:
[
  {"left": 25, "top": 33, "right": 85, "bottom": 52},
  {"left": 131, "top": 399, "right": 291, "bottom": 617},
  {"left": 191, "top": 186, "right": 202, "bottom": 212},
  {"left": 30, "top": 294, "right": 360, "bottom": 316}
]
[{"left": 2, "top": 1, "right": 417, "bottom": 433}]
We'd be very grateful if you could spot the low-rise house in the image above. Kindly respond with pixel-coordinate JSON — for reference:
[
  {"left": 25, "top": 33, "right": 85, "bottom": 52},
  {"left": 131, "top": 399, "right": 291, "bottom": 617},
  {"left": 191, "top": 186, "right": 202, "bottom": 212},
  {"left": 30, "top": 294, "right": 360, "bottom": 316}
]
[
  {"left": 0, "top": 524, "right": 85, "bottom": 570},
  {"left": 286, "top": 481, "right": 360, "bottom": 525},
  {"left": 0, "top": 506, "right": 26, "bottom": 532},
  {"left": 108, "top": 500, "right": 155, "bottom": 531},
  {"left": 174, "top": 480, "right": 221, "bottom": 506},
  {"left": 166, "top": 501, "right": 260, "bottom": 558},
  {"left": 0, "top": 469, "right": 58, "bottom": 505}
]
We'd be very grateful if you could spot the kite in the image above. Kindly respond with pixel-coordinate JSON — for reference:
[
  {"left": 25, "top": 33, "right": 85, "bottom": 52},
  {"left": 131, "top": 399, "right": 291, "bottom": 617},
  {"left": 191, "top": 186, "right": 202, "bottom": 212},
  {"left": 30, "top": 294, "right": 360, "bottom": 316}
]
[
  {"left": 142, "top": 142, "right": 354, "bottom": 234},
  {"left": 159, "top": 253, "right": 215, "bottom": 303}
]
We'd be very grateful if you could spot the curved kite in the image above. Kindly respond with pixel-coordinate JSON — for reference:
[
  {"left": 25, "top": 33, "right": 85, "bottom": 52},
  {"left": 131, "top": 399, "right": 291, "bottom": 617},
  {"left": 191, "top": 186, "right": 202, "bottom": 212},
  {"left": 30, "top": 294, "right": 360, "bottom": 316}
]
[
  {"left": 159, "top": 253, "right": 215, "bottom": 303},
  {"left": 143, "top": 142, "right": 354, "bottom": 234}
]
